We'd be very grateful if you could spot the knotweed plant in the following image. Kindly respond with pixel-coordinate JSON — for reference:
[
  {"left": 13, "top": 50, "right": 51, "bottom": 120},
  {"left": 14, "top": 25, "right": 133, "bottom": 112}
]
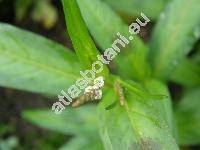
[{"left": 0, "top": 0, "right": 199, "bottom": 149}]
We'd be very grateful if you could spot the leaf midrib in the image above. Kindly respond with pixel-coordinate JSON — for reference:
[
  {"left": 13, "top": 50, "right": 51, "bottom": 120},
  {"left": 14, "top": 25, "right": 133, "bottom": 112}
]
[{"left": 0, "top": 50, "right": 79, "bottom": 79}]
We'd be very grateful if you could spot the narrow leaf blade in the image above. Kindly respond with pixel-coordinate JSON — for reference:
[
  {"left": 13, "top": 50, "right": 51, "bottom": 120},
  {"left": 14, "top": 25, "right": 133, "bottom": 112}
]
[
  {"left": 59, "top": 135, "right": 103, "bottom": 150},
  {"left": 62, "top": 0, "right": 109, "bottom": 76},
  {"left": 22, "top": 105, "right": 98, "bottom": 136},
  {"left": 174, "top": 88, "right": 200, "bottom": 145},
  {"left": 170, "top": 58, "right": 200, "bottom": 87},
  {"left": 149, "top": 0, "right": 200, "bottom": 80}
]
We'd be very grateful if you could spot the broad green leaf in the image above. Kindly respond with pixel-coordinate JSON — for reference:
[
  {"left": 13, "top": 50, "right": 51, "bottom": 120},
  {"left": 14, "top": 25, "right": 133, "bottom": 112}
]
[
  {"left": 103, "top": 0, "right": 169, "bottom": 19},
  {"left": 149, "top": 0, "right": 200, "bottom": 80},
  {"left": 0, "top": 23, "right": 80, "bottom": 95},
  {"left": 174, "top": 88, "right": 200, "bottom": 145},
  {"left": 62, "top": 0, "right": 109, "bottom": 76},
  {"left": 170, "top": 58, "right": 200, "bottom": 87},
  {"left": 77, "top": 0, "right": 150, "bottom": 81},
  {"left": 98, "top": 80, "right": 178, "bottom": 150},
  {"left": 59, "top": 135, "right": 103, "bottom": 150},
  {"left": 22, "top": 105, "right": 98, "bottom": 136}
]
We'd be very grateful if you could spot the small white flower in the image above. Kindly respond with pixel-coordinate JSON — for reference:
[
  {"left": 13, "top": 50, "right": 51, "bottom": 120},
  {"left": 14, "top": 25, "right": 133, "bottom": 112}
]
[
  {"left": 84, "top": 86, "right": 93, "bottom": 94},
  {"left": 93, "top": 85, "right": 100, "bottom": 90},
  {"left": 83, "top": 76, "right": 104, "bottom": 100},
  {"left": 94, "top": 89, "right": 102, "bottom": 100},
  {"left": 94, "top": 76, "right": 104, "bottom": 88}
]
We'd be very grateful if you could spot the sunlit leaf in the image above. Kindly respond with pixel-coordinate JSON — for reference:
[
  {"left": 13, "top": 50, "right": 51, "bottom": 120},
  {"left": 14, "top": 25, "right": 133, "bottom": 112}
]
[
  {"left": 98, "top": 80, "right": 178, "bottom": 149},
  {"left": 62, "top": 0, "right": 109, "bottom": 76}
]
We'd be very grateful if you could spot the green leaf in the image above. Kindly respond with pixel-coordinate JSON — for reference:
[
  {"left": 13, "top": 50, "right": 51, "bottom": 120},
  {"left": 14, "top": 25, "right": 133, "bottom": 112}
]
[
  {"left": 77, "top": 0, "right": 150, "bottom": 81},
  {"left": 174, "top": 88, "right": 200, "bottom": 145},
  {"left": 77, "top": 0, "right": 144, "bottom": 50},
  {"left": 98, "top": 80, "right": 178, "bottom": 150},
  {"left": 0, "top": 23, "right": 81, "bottom": 95},
  {"left": 62, "top": 0, "right": 109, "bottom": 76},
  {"left": 0, "top": 136, "right": 18, "bottom": 150},
  {"left": 170, "top": 58, "right": 200, "bottom": 87},
  {"left": 31, "top": 0, "right": 58, "bottom": 29},
  {"left": 103, "top": 0, "right": 169, "bottom": 19},
  {"left": 193, "top": 46, "right": 200, "bottom": 64},
  {"left": 59, "top": 135, "right": 103, "bottom": 150},
  {"left": 22, "top": 105, "right": 98, "bottom": 136},
  {"left": 15, "top": 0, "right": 34, "bottom": 21},
  {"left": 149, "top": 0, "right": 200, "bottom": 80}
]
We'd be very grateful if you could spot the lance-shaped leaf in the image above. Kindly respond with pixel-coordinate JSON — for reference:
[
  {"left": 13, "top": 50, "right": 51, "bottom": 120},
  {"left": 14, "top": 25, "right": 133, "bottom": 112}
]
[
  {"left": 174, "top": 88, "right": 200, "bottom": 145},
  {"left": 98, "top": 80, "right": 178, "bottom": 150},
  {"left": 149, "top": 0, "right": 200, "bottom": 80},
  {"left": 0, "top": 23, "right": 80, "bottom": 95},
  {"left": 170, "top": 58, "right": 200, "bottom": 87},
  {"left": 77, "top": 0, "right": 150, "bottom": 81},
  {"left": 22, "top": 105, "right": 98, "bottom": 136},
  {"left": 62, "top": 0, "right": 109, "bottom": 76},
  {"left": 59, "top": 135, "right": 103, "bottom": 150},
  {"left": 77, "top": 0, "right": 144, "bottom": 50},
  {"left": 103, "top": 0, "right": 168, "bottom": 20},
  {"left": 23, "top": 105, "right": 103, "bottom": 149}
]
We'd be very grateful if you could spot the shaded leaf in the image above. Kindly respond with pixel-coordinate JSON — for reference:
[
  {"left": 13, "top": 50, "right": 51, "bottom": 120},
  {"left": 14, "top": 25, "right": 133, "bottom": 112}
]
[
  {"left": 174, "top": 88, "right": 200, "bottom": 145},
  {"left": 170, "top": 58, "right": 200, "bottom": 87},
  {"left": 149, "top": 0, "right": 200, "bottom": 80},
  {"left": 59, "top": 135, "right": 103, "bottom": 150},
  {"left": 31, "top": 0, "right": 58, "bottom": 29},
  {"left": 0, "top": 136, "right": 18, "bottom": 150},
  {"left": 15, "top": 0, "right": 33, "bottom": 21},
  {"left": 22, "top": 105, "right": 98, "bottom": 136},
  {"left": 0, "top": 23, "right": 81, "bottom": 95},
  {"left": 103, "top": 0, "right": 169, "bottom": 19}
]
